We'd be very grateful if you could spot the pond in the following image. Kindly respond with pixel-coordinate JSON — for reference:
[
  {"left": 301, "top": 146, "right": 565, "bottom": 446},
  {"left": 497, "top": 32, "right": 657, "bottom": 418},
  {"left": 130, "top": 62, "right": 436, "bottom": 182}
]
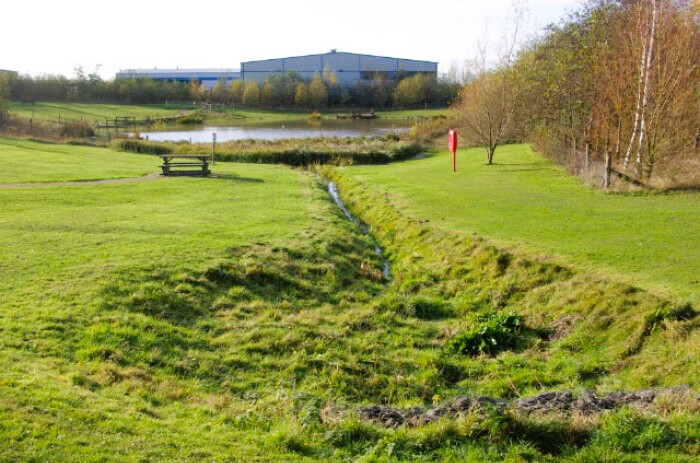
[{"left": 132, "top": 119, "right": 410, "bottom": 142}]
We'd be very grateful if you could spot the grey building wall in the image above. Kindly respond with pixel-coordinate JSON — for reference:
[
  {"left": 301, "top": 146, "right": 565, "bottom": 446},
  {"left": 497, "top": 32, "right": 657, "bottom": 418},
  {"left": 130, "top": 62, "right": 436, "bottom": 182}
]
[
  {"left": 241, "top": 51, "right": 437, "bottom": 86},
  {"left": 115, "top": 52, "right": 437, "bottom": 89}
]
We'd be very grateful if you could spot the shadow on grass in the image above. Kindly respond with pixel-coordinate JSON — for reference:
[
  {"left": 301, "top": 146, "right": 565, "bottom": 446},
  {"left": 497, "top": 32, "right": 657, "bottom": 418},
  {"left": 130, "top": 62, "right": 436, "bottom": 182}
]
[{"left": 211, "top": 173, "right": 265, "bottom": 183}]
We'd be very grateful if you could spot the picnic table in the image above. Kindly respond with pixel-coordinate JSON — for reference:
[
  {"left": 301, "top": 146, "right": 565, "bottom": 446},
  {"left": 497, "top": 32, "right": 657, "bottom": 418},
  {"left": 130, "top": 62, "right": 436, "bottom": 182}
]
[{"left": 159, "top": 155, "right": 210, "bottom": 176}]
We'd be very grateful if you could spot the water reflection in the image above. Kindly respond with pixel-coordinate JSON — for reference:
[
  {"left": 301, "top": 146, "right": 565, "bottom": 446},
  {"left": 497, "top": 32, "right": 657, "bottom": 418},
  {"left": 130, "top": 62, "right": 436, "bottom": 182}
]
[{"left": 134, "top": 120, "right": 409, "bottom": 142}]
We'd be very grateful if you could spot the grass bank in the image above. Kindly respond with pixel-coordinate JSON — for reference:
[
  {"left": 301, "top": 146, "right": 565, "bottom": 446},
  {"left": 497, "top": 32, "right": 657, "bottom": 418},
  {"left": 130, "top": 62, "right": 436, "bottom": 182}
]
[
  {"left": 191, "top": 107, "right": 447, "bottom": 125},
  {"left": 8, "top": 102, "right": 447, "bottom": 125},
  {"left": 0, "top": 137, "right": 156, "bottom": 183},
  {"left": 342, "top": 144, "right": 700, "bottom": 305},
  {"left": 8, "top": 102, "right": 188, "bottom": 122},
  {"left": 0, "top": 138, "right": 697, "bottom": 461},
  {"left": 112, "top": 137, "right": 422, "bottom": 166}
]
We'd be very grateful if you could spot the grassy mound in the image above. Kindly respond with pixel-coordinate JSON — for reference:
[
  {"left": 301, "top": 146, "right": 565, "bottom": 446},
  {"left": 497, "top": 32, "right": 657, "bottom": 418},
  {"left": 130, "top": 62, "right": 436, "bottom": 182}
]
[{"left": 342, "top": 144, "right": 700, "bottom": 304}]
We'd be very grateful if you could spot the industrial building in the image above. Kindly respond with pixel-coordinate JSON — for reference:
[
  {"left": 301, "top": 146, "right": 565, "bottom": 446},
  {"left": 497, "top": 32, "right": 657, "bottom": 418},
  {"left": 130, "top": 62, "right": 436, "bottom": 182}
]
[
  {"left": 241, "top": 50, "right": 437, "bottom": 86},
  {"left": 115, "top": 68, "right": 240, "bottom": 90},
  {"left": 116, "top": 51, "right": 437, "bottom": 89}
]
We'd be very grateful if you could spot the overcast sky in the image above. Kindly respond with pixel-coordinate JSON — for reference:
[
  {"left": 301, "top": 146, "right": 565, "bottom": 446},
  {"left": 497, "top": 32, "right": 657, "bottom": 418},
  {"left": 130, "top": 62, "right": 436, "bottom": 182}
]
[{"left": 2, "top": 0, "right": 581, "bottom": 79}]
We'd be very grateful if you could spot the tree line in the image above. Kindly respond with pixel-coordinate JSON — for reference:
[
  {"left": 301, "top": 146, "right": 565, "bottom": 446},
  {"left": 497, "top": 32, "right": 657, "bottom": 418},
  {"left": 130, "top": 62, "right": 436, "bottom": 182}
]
[
  {"left": 0, "top": 67, "right": 460, "bottom": 109},
  {"left": 222, "top": 70, "right": 460, "bottom": 109},
  {"left": 453, "top": 0, "right": 699, "bottom": 185},
  {"left": 0, "top": 70, "right": 12, "bottom": 124}
]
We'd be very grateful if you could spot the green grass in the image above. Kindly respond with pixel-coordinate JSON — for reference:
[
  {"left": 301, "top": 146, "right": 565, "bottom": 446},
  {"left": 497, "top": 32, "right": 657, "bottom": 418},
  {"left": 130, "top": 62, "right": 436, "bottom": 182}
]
[
  {"left": 375, "top": 108, "right": 448, "bottom": 119},
  {"left": 8, "top": 101, "right": 447, "bottom": 127},
  {"left": 8, "top": 102, "right": 187, "bottom": 122},
  {"left": 342, "top": 144, "right": 700, "bottom": 304},
  {"left": 0, "top": 138, "right": 697, "bottom": 461},
  {"left": 0, "top": 145, "right": 339, "bottom": 460},
  {"left": 0, "top": 137, "right": 157, "bottom": 183},
  {"left": 205, "top": 108, "right": 447, "bottom": 125}
]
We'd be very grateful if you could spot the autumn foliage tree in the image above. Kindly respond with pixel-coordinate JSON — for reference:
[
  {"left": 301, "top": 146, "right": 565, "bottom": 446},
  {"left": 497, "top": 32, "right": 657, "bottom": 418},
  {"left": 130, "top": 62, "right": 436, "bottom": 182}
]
[
  {"left": 242, "top": 81, "right": 260, "bottom": 107},
  {"left": 452, "top": 3, "right": 524, "bottom": 165},
  {"left": 294, "top": 82, "right": 310, "bottom": 107},
  {"left": 516, "top": 0, "right": 700, "bottom": 182},
  {"left": 0, "top": 72, "right": 11, "bottom": 124},
  {"left": 309, "top": 73, "right": 327, "bottom": 109},
  {"left": 229, "top": 80, "right": 244, "bottom": 105},
  {"left": 459, "top": 0, "right": 700, "bottom": 184}
]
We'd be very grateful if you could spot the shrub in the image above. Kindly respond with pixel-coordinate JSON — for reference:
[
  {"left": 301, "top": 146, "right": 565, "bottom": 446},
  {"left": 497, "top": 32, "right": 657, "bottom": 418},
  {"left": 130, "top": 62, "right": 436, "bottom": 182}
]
[
  {"left": 60, "top": 120, "right": 95, "bottom": 138},
  {"left": 112, "top": 139, "right": 172, "bottom": 155},
  {"left": 444, "top": 311, "right": 525, "bottom": 356},
  {"left": 385, "top": 131, "right": 401, "bottom": 142},
  {"left": 206, "top": 138, "right": 421, "bottom": 166},
  {"left": 176, "top": 113, "right": 204, "bottom": 125}
]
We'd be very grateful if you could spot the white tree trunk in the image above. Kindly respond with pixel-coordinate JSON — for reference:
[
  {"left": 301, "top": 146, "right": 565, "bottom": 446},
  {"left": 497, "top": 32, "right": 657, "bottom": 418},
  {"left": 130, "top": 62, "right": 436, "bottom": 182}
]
[
  {"left": 636, "top": 0, "right": 657, "bottom": 175},
  {"left": 623, "top": 3, "right": 650, "bottom": 170}
]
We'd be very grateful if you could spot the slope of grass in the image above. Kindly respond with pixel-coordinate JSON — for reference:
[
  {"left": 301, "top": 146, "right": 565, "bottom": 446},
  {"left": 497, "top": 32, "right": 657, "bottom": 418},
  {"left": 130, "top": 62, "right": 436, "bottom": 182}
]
[
  {"left": 8, "top": 102, "right": 446, "bottom": 130},
  {"left": 204, "top": 108, "right": 447, "bottom": 125},
  {"left": 1, "top": 154, "right": 347, "bottom": 461},
  {"left": 1, "top": 139, "right": 697, "bottom": 461},
  {"left": 0, "top": 137, "right": 157, "bottom": 183},
  {"left": 8, "top": 102, "right": 186, "bottom": 122},
  {"left": 343, "top": 144, "right": 700, "bottom": 304}
]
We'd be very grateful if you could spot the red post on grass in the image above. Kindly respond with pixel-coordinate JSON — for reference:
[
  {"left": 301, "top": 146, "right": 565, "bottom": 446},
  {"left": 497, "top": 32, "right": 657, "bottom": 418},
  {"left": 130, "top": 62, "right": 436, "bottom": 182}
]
[{"left": 448, "top": 130, "right": 458, "bottom": 172}]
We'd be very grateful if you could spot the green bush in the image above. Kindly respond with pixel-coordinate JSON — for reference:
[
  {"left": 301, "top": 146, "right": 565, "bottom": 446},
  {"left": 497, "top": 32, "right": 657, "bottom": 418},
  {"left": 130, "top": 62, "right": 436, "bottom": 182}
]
[
  {"left": 60, "top": 120, "right": 95, "bottom": 138},
  {"left": 176, "top": 113, "right": 204, "bottom": 125},
  {"left": 112, "top": 138, "right": 172, "bottom": 155},
  {"left": 213, "top": 143, "right": 421, "bottom": 166},
  {"left": 444, "top": 312, "right": 525, "bottom": 356},
  {"left": 155, "top": 137, "right": 422, "bottom": 166}
]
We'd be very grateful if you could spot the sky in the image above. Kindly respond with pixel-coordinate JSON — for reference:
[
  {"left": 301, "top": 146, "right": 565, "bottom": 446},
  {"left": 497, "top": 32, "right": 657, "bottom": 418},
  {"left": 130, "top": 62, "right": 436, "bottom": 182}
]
[{"left": 1, "top": 0, "right": 582, "bottom": 79}]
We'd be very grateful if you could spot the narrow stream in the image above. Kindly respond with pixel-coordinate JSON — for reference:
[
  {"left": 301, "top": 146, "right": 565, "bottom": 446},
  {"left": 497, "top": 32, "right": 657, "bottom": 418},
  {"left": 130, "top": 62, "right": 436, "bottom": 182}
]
[{"left": 327, "top": 181, "right": 391, "bottom": 280}]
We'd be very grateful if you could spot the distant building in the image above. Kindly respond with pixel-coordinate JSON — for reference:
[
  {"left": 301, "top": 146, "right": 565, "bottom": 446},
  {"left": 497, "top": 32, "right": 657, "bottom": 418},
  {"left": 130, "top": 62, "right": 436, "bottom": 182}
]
[
  {"left": 116, "top": 51, "right": 437, "bottom": 89},
  {"left": 241, "top": 50, "right": 437, "bottom": 86},
  {"left": 115, "top": 68, "right": 241, "bottom": 90}
]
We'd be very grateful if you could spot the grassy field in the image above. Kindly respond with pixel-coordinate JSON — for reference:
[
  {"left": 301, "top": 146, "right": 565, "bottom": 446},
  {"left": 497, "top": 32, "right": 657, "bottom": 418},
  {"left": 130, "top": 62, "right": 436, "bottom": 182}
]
[
  {"left": 0, "top": 138, "right": 698, "bottom": 461},
  {"left": 7, "top": 102, "right": 447, "bottom": 131},
  {"left": 0, "top": 137, "right": 156, "bottom": 183},
  {"left": 343, "top": 144, "right": 700, "bottom": 304},
  {"left": 8, "top": 102, "right": 188, "bottom": 122},
  {"left": 375, "top": 108, "right": 448, "bottom": 119},
  {"left": 205, "top": 107, "right": 447, "bottom": 125},
  {"left": 0, "top": 139, "right": 336, "bottom": 460}
]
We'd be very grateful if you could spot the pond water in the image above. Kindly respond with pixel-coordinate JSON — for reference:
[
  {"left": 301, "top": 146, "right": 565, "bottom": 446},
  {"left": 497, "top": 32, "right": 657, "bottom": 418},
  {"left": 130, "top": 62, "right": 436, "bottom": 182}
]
[{"left": 132, "top": 120, "right": 409, "bottom": 142}]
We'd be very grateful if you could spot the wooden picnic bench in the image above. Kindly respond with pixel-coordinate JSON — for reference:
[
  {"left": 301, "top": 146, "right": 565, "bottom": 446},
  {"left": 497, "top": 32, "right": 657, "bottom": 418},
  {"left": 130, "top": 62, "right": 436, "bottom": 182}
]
[{"left": 159, "top": 155, "right": 210, "bottom": 176}]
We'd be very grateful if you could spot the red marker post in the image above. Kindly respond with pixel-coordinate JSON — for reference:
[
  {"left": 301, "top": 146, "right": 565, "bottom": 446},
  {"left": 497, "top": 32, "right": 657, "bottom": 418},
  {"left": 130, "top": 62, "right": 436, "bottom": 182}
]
[{"left": 448, "top": 130, "right": 458, "bottom": 172}]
